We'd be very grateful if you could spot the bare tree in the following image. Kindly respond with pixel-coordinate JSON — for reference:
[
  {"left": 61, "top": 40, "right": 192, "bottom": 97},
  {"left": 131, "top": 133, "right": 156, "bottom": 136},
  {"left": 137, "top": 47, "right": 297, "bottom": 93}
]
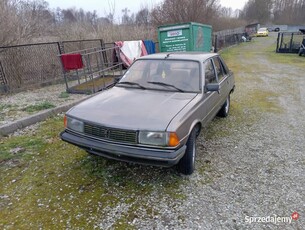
[
  {"left": 150, "top": 0, "right": 220, "bottom": 26},
  {"left": 273, "top": 0, "right": 305, "bottom": 24},
  {"left": 62, "top": 9, "right": 77, "bottom": 22},
  {"left": 121, "top": 8, "right": 135, "bottom": 24},
  {"left": 0, "top": 0, "right": 52, "bottom": 46},
  {"left": 240, "top": 0, "right": 273, "bottom": 23},
  {"left": 239, "top": 0, "right": 305, "bottom": 24},
  {"left": 136, "top": 8, "right": 150, "bottom": 26}
]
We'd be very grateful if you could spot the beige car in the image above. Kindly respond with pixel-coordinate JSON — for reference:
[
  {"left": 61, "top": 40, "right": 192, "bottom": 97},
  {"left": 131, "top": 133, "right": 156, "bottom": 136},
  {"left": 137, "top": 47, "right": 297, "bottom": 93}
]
[{"left": 60, "top": 52, "right": 235, "bottom": 175}]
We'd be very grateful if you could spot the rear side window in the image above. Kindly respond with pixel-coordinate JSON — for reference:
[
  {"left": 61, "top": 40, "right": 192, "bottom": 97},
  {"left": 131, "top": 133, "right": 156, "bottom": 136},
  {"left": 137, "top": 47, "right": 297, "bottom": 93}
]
[
  {"left": 219, "top": 56, "right": 229, "bottom": 74},
  {"left": 213, "top": 57, "right": 225, "bottom": 82},
  {"left": 204, "top": 59, "right": 217, "bottom": 85}
]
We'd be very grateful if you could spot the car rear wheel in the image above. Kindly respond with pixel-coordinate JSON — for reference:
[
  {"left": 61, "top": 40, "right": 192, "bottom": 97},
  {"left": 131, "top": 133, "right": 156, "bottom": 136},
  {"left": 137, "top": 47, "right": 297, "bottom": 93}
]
[
  {"left": 177, "top": 127, "right": 198, "bottom": 175},
  {"left": 217, "top": 95, "right": 230, "bottom": 117}
]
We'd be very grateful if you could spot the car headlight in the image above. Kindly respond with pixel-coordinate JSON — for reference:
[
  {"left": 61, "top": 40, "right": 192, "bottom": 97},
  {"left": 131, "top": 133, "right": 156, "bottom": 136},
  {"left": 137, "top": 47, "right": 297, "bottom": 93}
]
[
  {"left": 138, "top": 131, "right": 180, "bottom": 147},
  {"left": 65, "top": 116, "right": 84, "bottom": 133}
]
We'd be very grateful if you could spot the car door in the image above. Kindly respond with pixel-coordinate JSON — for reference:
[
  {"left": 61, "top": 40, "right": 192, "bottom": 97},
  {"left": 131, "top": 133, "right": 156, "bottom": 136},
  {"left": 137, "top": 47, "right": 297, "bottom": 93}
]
[
  {"left": 200, "top": 58, "right": 220, "bottom": 125},
  {"left": 212, "top": 56, "right": 231, "bottom": 106},
  {"left": 212, "top": 56, "right": 229, "bottom": 106}
]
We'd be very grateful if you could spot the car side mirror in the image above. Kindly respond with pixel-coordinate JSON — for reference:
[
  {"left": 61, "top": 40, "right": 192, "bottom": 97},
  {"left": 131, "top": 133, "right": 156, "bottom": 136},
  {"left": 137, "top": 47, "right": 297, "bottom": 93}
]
[{"left": 206, "top": 83, "right": 220, "bottom": 92}]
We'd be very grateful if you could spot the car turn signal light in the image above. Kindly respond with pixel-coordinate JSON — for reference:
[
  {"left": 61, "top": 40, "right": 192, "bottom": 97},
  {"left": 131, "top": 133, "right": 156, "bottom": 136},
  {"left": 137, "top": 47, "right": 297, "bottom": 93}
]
[
  {"left": 169, "top": 132, "right": 180, "bottom": 147},
  {"left": 64, "top": 115, "right": 67, "bottom": 128}
]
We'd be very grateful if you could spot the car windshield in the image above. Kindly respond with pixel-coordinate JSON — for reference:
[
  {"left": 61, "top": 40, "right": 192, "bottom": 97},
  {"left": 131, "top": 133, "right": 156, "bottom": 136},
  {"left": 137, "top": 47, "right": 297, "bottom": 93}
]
[
  {"left": 118, "top": 59, "right": 200, "bottom": 92},
  {"left": 258, "top": 28, "right": 267, "bottom": 31}
]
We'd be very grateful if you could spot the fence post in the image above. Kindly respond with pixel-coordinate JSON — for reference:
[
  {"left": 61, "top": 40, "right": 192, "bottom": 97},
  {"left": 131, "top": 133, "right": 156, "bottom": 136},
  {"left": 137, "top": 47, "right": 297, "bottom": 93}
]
[
  {"left": 100, "top": 39, "right": 108, "bottom": 67},
  {"left": 0, "top": 61, "right": 8, "bottom": 93},
  {"left": 276, "top": 33, "right": 280, "bottom": 53},
  {"left": 57, "top": 42, "right": 69, "bottom": 92},
  {"left": 57, "top": 42, "right": 65, "bottom": 54},
  {"left": 280, "top": 33, "right": 284, "bottom": 52},
  {"left": 289, "top": 33, "right": 294, "bottom": 53}
]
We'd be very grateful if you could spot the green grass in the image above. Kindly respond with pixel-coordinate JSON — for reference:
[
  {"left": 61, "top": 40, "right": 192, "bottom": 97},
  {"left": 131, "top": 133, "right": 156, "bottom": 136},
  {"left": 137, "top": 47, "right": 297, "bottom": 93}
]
[
  {"left": 0, "top": 103, "right": 19, "bottom": 121},
  {"left": 58, "top": 91, "right": 70, "bottom": 98},
  {"left": 0, "top": 116, "right": 187, "bottom": 229},
  {"left": 262, "top": 39, "right": 305, "bottom": 68},
  {"left": 0, "top": 137, "right": 46, "bottom": 162},
  {"left": 0, "top": 103, "right": 19, "bottom": 113},
  {"left": 22, "top": 101, "right": 55, "bottom": 113},
  {"left": 0, "top": 104, "right": 13, "bottom": 111}
]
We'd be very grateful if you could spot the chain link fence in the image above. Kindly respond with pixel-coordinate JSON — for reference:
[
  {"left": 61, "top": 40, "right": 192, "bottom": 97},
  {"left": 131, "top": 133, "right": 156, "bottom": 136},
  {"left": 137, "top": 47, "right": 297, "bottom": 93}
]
[
  {"left": 213, "top": 27, "right": 246, "bottom": 52},
  {"left": 0, "top": 26, "right": 250, "bottom": 94},
  {"left": 0, "top": 39, "right": 107, "bottom": 94}
]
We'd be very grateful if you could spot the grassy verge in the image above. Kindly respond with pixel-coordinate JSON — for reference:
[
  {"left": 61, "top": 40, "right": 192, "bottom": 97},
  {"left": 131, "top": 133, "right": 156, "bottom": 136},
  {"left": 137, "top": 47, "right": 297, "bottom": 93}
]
[
  {"left": 264, "top": 42, "right": 305, "bottom": 68},
  {"left": 22, "top": 101, "right": 55, "bottom": 113},
  {"left": 0, "top": 104, "right": 18, "bottom": 121},
  {"left": 0, "top": 116, "right": 185, "bottom": 229}
]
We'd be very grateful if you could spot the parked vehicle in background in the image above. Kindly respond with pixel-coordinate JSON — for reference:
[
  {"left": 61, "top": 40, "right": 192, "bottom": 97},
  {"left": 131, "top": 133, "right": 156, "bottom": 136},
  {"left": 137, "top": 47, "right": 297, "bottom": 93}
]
[
  {"left": 268, "top": 27, "right": 280, "bottom": 32},
  {"left": 256, "top": 27, "right": 269, "bottom": 37},
  {"left": 60, "top": 52, "right": 235, "bottom": 175}
]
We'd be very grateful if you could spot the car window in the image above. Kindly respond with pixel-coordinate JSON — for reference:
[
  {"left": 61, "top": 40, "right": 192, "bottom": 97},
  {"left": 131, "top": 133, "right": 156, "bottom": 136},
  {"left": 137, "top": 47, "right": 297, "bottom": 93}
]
[
  {"left": 212, "top": 57, "right": 225, "bottom": 82},
  {"left": 120, "top": 59, "right": 200, "bottom": 92},
  {"left": 204, "top": 59, "right": 217, "bottom": 85},
  {"left": 219, "top": 56, "right": 229, "bottom": 74}
]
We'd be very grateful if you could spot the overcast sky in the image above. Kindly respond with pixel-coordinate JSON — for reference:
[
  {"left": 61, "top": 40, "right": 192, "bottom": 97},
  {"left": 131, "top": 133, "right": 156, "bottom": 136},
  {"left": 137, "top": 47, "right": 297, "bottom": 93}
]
[{"left": 46, "top": 0, "right": 247, "bottom": 19}]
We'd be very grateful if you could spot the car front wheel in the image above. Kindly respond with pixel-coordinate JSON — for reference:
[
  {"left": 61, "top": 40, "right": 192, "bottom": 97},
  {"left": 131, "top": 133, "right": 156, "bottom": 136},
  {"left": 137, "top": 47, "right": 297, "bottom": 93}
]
[
  {"left": 217, "top": 95, "right": 230, "bottom": 117},
  {"left": 177, "top": 127, "right": 198, "bottom": 175}
]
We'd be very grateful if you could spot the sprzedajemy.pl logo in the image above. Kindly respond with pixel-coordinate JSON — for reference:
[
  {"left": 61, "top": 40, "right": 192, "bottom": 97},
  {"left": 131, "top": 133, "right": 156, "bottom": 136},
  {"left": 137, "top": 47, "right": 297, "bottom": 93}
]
[{"left": 245, "top": 212, "right": 299, "bottom": 224}]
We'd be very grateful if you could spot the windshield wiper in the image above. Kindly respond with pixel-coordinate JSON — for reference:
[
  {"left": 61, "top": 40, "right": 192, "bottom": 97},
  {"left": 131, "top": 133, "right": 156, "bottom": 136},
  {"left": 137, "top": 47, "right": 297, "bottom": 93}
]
[
  {"left": 147, "top": 81, "right": 185, "bottom": 92},
  {"left": 117, "top": 81, "right": 146, "bottom": 89}
]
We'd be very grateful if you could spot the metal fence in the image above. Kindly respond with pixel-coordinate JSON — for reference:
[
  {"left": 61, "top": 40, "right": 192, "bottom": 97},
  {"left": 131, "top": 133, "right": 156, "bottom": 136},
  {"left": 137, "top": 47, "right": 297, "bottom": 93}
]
[
  {"left": 0, "top": 26, "right": 251, "bottom": 94},
  {"left": 0, "top": 39, "right": 109, "bottom": 93},
  {"left": 276, "top": 32, "right": 305, "bottom": 53},
  {"left": 213, "top": 27, "right": 246, "bottom": 52},
  {"left": 59, "top": 44, "right": 124, "bottom": 94}
]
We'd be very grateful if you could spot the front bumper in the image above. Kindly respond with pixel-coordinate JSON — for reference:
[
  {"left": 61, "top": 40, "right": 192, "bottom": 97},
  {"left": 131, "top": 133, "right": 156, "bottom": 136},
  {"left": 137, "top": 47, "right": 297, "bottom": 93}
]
[{"left": 60, "top": 130, "right": 186, "bottom": 167}]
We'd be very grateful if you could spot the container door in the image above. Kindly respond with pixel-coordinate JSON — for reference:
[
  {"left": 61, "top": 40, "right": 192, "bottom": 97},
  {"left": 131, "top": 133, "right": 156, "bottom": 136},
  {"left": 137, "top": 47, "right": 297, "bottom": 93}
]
[{"left": 192, "top": 26, "right": 212, "bottom": 52}]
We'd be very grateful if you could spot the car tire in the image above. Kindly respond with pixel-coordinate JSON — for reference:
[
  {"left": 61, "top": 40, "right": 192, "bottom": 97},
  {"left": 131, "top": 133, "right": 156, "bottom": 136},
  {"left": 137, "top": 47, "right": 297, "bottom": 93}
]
[
  {"left": 177, "top": 127, "right": 198, "bottom": 175},
  {"left": 217, "top": 95, "right": 230, "bottom": 117}
]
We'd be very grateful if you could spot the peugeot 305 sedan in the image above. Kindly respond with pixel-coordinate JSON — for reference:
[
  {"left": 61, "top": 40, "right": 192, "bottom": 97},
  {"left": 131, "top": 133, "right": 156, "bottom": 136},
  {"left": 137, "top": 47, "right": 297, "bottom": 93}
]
[{"left": 60, "top": 52, "right": 235, "bottom": 175}]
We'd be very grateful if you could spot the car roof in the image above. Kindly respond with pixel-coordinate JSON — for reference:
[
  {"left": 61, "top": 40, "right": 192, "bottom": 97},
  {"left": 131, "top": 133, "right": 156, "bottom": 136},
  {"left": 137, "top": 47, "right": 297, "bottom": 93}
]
[{"left": 138, "top": 52, "right": 218, "bottom": 62}]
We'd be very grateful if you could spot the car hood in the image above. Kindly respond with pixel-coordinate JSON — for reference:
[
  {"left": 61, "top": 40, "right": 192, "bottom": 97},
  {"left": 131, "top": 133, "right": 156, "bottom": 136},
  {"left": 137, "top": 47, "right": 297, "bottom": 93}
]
[{"left": 68, "top": 86, "right": 197, "bottom": 131}]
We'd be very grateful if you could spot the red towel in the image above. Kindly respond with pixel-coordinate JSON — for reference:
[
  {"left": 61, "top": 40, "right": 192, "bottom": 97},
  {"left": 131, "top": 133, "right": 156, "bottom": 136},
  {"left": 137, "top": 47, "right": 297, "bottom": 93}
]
[{"left": 61, "top": 53, "right": 84, "bottom": 71}]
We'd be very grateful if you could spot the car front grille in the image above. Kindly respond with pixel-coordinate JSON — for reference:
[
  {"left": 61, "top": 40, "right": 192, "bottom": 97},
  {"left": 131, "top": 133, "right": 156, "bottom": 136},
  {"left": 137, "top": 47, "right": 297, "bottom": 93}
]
[{"left": 84, "top": 123, "right": 137, "bottom": 144}]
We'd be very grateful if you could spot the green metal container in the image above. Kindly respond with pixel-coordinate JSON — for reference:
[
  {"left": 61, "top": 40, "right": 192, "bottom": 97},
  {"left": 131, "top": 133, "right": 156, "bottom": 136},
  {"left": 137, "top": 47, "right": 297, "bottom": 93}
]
[{"left": 158, "top": 22, "right": 212, "bottom": 52}]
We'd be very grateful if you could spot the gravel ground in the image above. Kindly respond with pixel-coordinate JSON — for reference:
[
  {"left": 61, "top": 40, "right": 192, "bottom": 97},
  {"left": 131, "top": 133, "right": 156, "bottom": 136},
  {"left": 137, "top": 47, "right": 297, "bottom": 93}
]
[
  {"left": 0, "top": 84, "right": 88, "bottom": 126},
  {"left": 1, "top": 33, "right": 305, "bottom": 229}
]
